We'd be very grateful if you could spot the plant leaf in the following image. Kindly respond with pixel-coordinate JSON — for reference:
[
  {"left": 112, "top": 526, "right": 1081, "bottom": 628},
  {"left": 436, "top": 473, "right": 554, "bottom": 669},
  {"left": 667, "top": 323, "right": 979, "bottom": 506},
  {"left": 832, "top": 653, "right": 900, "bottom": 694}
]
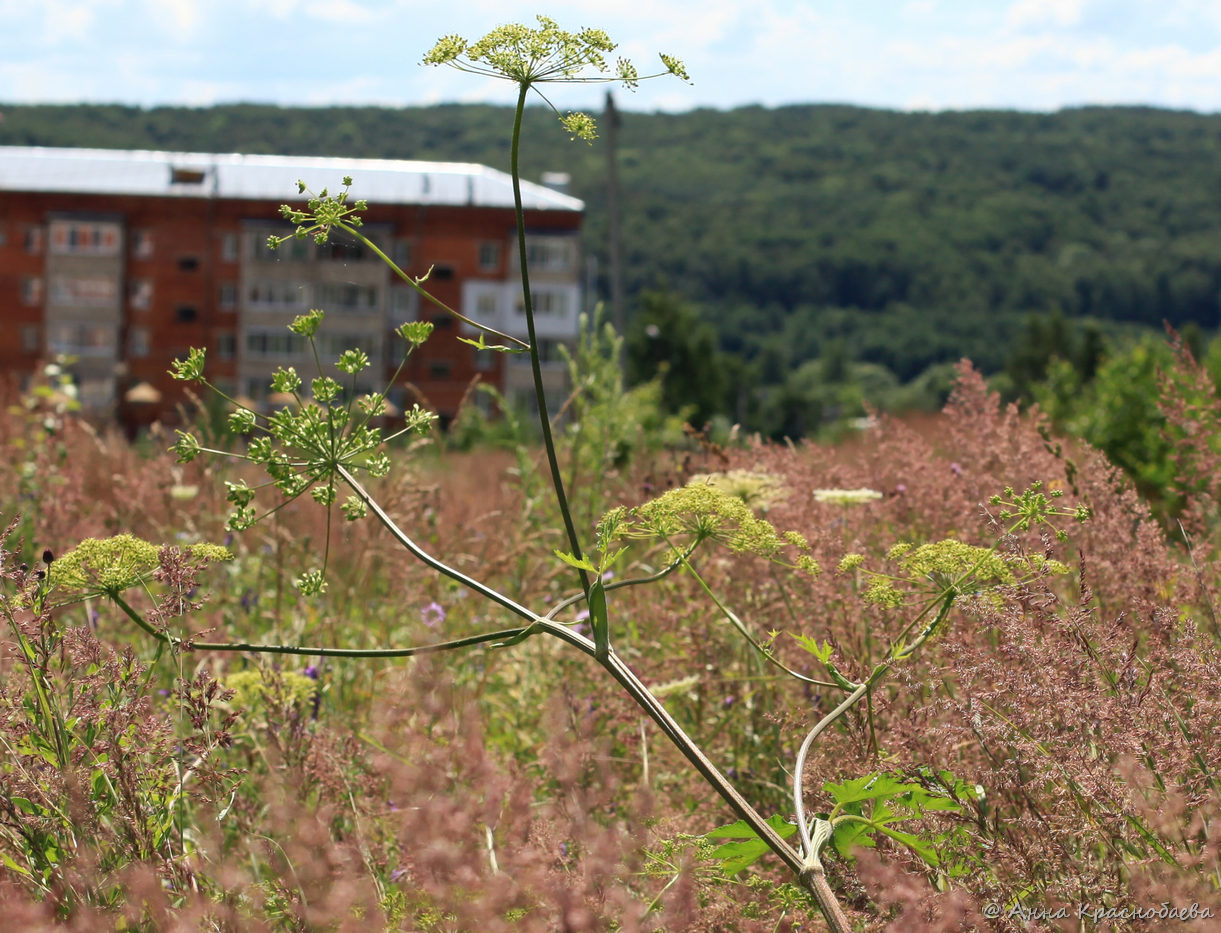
[
  {"left": 554, "top": 549, "right": 597, "bottom": 572},
  {"left": 705, "top": 814, "right": 799, "bottom": 875}
]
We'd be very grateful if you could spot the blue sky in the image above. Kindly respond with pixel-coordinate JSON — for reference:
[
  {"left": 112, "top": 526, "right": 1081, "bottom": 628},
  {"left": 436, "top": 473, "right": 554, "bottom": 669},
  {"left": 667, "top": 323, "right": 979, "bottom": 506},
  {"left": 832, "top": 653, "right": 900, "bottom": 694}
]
[{"left": 3, "top": 0, "right": 1221, "bottom": 114}]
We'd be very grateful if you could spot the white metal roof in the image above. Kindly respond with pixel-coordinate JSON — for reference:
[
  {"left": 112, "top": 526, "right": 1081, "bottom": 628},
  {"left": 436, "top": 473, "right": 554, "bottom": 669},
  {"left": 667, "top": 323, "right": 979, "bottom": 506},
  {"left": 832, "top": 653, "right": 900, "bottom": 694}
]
[{"left": 0, "top": 146, "right": 583, "bottom": 212}]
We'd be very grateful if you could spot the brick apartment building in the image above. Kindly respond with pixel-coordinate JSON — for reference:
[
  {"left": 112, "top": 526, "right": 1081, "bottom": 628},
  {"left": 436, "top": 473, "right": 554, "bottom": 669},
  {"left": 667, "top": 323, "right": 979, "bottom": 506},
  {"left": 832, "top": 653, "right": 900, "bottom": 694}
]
[{"left": 0, "top": 146, "right": 584, "bottom": 428}]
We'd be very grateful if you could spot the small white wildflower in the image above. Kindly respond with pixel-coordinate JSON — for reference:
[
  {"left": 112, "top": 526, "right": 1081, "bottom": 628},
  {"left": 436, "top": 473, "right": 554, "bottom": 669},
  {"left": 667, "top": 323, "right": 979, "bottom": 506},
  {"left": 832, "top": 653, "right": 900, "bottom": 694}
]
[{"left": 812, "top": 488, "right": 883, "bottom": 505}]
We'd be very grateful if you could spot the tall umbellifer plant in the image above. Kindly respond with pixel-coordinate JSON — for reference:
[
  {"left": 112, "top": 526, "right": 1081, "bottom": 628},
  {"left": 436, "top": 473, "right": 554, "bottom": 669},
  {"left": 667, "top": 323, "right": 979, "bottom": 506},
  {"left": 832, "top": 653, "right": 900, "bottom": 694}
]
[{"left": 69, "top": 18, "right": 1089, "bottom": 929}]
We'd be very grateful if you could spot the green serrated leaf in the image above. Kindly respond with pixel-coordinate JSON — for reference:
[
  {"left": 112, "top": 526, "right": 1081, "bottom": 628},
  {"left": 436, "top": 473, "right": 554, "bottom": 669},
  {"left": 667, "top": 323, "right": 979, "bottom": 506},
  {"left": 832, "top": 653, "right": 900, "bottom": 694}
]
[
  {"left": 705, "top": 814, "right": 799, "bottom": 840},
  {"left": 554, "top": 549, "right": 597, "bottom": 572},
  {"left": 830, "top": 819, "right": 876, "bottom": 858},
  {"left": 704, "top": 814, "right": 798, "bottom": 875},
  {"left": 825, "top": 773, "right": 910, "bottom": 807},
  {"left": 457, "top": 335, "right": 524, "bottom": 353},
  {"left": 877, "top": 825, "right": 942, "bottom": 866},
  {"left": 710, "top": 837, "right": 772, "bottom": 876},
  {"left": 914, "top": 794, "right": 963, "bottom": 813},
  {"left": 790, "top": 632, "right": 833, "bottom": 662}
]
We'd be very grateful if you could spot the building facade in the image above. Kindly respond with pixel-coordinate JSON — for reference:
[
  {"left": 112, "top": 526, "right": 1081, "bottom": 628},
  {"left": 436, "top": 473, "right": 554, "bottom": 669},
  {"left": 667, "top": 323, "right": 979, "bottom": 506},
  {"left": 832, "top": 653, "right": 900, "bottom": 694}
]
[{"left": 0, "top": 146, "right": 584, "bottom": 427}]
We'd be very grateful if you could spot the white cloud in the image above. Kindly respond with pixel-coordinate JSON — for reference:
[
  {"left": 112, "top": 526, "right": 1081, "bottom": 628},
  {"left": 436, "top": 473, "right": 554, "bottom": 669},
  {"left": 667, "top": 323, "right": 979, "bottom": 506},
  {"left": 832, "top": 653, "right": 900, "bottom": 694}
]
[
  {"left": 245, "top": 0, "right": 302, "bottom": 18},
  {"left": 3, "top": 0, "right": 1221, "bottom": 113},
  {"left": 142, "top": 0, "right": 202, "bottom": 38},
  {"left": 303, "top": 0, "right": 379, "bottom": 24},
  {"left": 1005, "top": 0, "right": 1090, "bottom": 30},
  {"left": 40, "top": 0, "right": 104, "bottom": 44}
]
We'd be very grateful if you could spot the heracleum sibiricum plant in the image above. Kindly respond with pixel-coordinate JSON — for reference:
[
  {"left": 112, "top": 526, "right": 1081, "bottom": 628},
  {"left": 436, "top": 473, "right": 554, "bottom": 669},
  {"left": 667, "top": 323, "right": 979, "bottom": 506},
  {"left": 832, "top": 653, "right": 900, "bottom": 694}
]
[{"left": 41, "top": 19, "right": 1096, "bottom": 930}]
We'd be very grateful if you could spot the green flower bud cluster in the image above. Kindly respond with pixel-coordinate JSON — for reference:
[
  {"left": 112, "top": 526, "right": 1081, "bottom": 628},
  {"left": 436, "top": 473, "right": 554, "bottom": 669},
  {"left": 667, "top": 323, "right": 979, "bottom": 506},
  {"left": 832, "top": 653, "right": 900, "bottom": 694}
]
[
  {"left": 221, "top": 669, "right": 319, "bottom": 716},
  {"left": 169, "top": 295, "right": 438, "bottom": 592},
  {"left": 688, "top": 469, "right": 788, "bottom": 511},
  {"left": 989, "top": 481, "right": 1092, "bottom": 540},
  {"left": 273, "top": 178, "right": 367, "bottom": 247},
  {"left": 856, "top": 534, "right": 1073, "bottom": 611},
  {"left": 50, "top": 534, "right": 231, "bottom": 598},
  {"left": 617, "top": 475, "right": 819, "bottom": 573}
]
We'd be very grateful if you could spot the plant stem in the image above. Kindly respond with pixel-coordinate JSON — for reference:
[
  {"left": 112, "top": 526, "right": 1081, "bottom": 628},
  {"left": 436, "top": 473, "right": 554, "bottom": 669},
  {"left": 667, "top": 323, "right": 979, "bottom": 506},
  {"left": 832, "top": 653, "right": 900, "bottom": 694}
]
[
  {"left": 509, "top": 81, "right": 590, "bottom": 597},
  {"left": 109, "top": 591, "right": 539, "bottom": 659},
  {"left": 340, "top": 223, "right": 529, "bottom": 350}
]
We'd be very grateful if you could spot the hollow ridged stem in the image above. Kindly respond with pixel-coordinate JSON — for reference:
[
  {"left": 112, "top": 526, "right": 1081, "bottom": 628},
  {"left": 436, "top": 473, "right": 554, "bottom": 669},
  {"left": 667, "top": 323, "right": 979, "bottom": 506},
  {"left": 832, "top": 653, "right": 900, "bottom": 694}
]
[{"left": 509, "top": 82, "right": 591, "bottom": 598}]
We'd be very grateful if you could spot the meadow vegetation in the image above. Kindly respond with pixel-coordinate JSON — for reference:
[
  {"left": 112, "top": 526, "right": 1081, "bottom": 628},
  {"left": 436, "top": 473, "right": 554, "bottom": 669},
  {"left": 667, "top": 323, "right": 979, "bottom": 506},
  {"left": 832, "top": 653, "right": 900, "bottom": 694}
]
[{"left": 5, "top": 338, "right": 1221, "bottom": 930}]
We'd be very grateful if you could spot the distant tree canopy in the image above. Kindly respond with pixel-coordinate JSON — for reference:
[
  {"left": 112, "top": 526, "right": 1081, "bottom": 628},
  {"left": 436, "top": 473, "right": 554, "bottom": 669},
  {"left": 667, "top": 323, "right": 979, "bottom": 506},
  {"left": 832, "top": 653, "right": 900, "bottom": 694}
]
[{"left": 6, "top": 101, "right": 1221, "bottom": 434}]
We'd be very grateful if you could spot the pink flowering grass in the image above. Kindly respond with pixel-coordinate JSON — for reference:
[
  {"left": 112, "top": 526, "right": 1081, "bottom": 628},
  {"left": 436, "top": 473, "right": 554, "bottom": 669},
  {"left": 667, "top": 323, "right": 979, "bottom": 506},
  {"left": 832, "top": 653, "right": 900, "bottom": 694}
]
[{"left": 0, "top": 352, "right": 1218, "bottom": 929}]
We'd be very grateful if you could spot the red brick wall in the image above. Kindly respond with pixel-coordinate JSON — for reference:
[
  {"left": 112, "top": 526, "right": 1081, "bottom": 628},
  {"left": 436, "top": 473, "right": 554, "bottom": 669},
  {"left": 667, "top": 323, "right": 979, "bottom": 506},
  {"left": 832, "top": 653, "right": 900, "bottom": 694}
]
[{"left": 0, "top": 189, "right": 580, "bottom": 425}]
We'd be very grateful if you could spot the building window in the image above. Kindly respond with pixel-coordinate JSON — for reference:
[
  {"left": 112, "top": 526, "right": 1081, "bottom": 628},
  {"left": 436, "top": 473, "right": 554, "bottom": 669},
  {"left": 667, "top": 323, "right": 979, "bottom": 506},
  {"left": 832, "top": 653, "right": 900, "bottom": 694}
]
[
  {"left": 432, "top": 264, "right": 454, "bottom": 280},
  {"left": 170, "top": 166, "right": 206, "bottom": 185},
  {"left": 49, "top": 220, "right": 121, "bottom": 256},
  {"left": 316, "top": 235, "right": 377, "bottom": 262},
  {"left": 246, "top": 330, "right": 308, "bottom": 358},
  {"left": 473, "top": 348, "right": 495, "bottom": 372},
  {"left": 318, "top": 333, "right": 377, "bottom": 358},
  {"left": 176, "top": 305, "right": 198, "bottom": 323},
  {"left": 20, "top": 325, "right": 40, "bottom": 353},
  {"left": 393, "top": 239, "right": 411, "bottom": 267},
  {"left": 128, "top": 328, "right": 150, "bottom": 358},
  {"left": 525, "top": 239, "right": 572, "bottom": 271},
  {"left": 24, "top": 226, "right": 43, "bottom": 255},
  {"left": 514, "top": 287, "right": 570, "bottom": 316},
  {"left": 48, "top": 323, "right": 114, "bottom": 356},
  {"left": 221, "top": 233, "right": 239, "bottom": 262},
  {"left": 130, "top": 280, "right": 153, "bottom": 309},
  {"left": 219, "top": 282, "right": 237, "bottom": 309},
  {"left": 131, "top": 231, "right": 153, "bottom": 259},
  {"left": 177, "top": 256, "right": 200, "bottom": 272},
  {"left": 478, "top": 242, "right": 500, "bottom": 270},
  {"left": 475, "top": 292, "right": 498, "bottom": 317},
  {"left": 253, "top": 233, "right": 311, "bottom": 262},
  {"left": 390, "top": 286, "right": 418, "bottom": 321},
  {"left": 427, "top": 359, "right": 453, "bottom": 380},
  {"left": 535, "top": 338, "right": 567, "bottom": 363},
  {"left": 247, "top": 280, "right": 308, "bottom": 311},
  {"left": 216, "top": 333, "right": 236, "bottom": 360},
  {"left": 0, "top": 224, "right": 7, "bottom": 247},
  {"left": 20, "top": 277, "right": 43, "bottom": 306},
  {"left": 50, "top": 275, "right": 117, "bottom": 307},
  {"left": 314, "top": 282, "right": 378, "bottom": 312}
]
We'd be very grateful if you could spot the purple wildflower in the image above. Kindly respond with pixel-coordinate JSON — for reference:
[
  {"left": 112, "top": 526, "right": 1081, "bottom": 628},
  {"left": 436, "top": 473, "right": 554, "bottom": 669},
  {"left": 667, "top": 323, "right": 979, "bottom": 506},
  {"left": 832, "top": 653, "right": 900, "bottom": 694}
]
[
  {"left": 421, "top": 601, "right": 446, "bottom": 627},
  {"left": 574, "top": 607, "right": 590, "bottom": 635}
]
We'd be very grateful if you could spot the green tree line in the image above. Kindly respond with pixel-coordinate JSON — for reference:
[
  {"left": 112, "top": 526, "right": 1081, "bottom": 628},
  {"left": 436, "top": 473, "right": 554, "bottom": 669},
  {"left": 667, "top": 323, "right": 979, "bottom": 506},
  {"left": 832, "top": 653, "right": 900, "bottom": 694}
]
[{"left": 5, "top": 101, "right": 1221, "bottom": 434}]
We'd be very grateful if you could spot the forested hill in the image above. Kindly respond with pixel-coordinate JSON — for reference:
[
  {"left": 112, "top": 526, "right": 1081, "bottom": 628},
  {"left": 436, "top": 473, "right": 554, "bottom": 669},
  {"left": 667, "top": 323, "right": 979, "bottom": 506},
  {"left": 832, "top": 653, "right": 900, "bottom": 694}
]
[{"left": 5, "top": 102, "right": 1221, "bottom": 427}]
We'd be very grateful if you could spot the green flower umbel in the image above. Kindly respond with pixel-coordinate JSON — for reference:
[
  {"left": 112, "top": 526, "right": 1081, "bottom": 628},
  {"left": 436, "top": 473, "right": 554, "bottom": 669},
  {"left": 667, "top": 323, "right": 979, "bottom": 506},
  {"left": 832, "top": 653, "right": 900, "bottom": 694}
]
[{"left": 423, "top": 16, "right": 689, "bottom": 140}]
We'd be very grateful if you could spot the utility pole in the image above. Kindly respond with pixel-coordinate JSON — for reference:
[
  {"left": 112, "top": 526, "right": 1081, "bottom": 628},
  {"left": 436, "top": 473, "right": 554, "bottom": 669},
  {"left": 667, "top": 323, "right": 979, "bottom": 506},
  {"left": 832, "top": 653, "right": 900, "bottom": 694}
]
[{"left": 604, "top": 91, "right": 625, "bottom": 341}]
